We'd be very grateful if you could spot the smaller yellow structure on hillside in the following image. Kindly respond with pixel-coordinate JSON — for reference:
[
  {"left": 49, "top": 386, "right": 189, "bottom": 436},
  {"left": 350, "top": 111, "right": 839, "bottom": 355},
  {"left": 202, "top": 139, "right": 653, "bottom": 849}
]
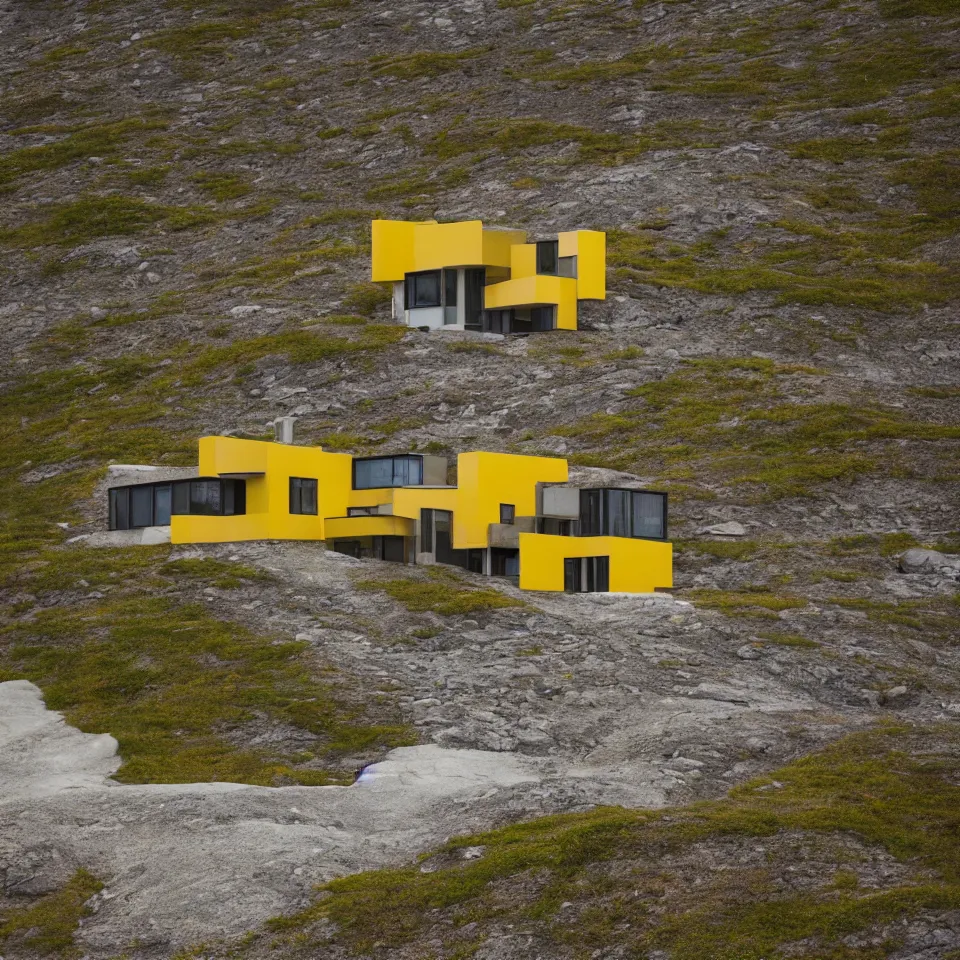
[
  {"left": 108, "top": 437, "right": 671, "bottom": 594},
  {"left": 371, "top": 219, "right": 605, "bottom": 334}
]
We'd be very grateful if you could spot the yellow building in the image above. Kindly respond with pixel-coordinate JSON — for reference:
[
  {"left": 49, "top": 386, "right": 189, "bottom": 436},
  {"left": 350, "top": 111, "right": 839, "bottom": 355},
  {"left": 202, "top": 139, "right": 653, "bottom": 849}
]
[
  {"left": 371, "top": 219, "right": 606, "bottom": 334},
  {"left": 107, "top": 437, "right": 671, "bottom": 594}
]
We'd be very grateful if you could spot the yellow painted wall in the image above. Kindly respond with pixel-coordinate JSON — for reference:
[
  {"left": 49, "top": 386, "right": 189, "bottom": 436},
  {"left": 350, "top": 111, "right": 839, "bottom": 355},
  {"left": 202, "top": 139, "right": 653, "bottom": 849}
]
[
  {"left": 517, "top": 533, "right": 673, "bottom": 593},
  {"left": 391, "top": 486, "right": 459, "bottom": 520},
  {"left": 509, "top": 243, "right": 537, "bottom": 279},
  {"left": 559, "top": 230, "right": 606, "bottom": 301},
  {"left": 483, "top": 228, "right": 527, "bottom": 268},
  {"left": 454, "top": 452, "right": 568, "bottom": 549},
  {"left": 483, "top": 275, "right": 578, "bottom": 330},
  {"left": 414, "top": 220, "right": 484, "bottom": 271},
  {"left": 371, "top": 219, "right": 421, "bottom": 281},
  {"left": 323, "top": 515, "right": 415, "bottom": 539}
]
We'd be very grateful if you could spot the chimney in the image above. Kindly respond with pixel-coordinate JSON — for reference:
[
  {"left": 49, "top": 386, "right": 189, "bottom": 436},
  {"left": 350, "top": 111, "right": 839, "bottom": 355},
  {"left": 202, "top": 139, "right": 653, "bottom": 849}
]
[{"left": 274, "top": 416, "right": 296, "bottom": 444}]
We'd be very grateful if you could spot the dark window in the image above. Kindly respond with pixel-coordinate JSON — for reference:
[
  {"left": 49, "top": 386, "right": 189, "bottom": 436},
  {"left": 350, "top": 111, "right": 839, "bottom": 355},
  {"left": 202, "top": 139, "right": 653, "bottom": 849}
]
[
  {"left": 577, "top": 489, "right": 668, "bottom": 541},
  {"left": 464, "top": 268, "right": 485, "bottom": 330},
  {"left": 420, "top": 508, "right": 434, "bottom": 553},
  {"left": 579, "top": 489, "right": 603, "bottom": 537},
  {"left": 154, "top": 484, "right": 172, "bottom": 525},
  {"left": 405, "top": 270, "right": 442, "bottom": 308},
  {"left": 381, "top": 536, "right": 406, "bottom": 563},
  {"left": 499, "top": 503, "right": 515, "bottom": 525},
  {"left": 466, "top": 549, "right": 485, "bottom": 573},
  {"left": 290, "top": 477, "right": 318, "bottom": 515},
  {"left": 172, "top": 481, "right": 190, "bottom": 515},
  {"left": 109, "top": 478, "right": 245, "bottom": 530},
  {"left": 632, "top": 492, "right": 666, "bottom": 539},
  {"left": 558, "top": 255, "right": 577, "bottom": 278},
  {"left": 491, "top": 548, "right": 519, "bottom": 577},
  {"left": 531, "top": 306, "right": 555, "bottom": 331},
  {"left": 353, "top": 456, "right": 424, "bottom": 490},
  {"left": 110, "top": 488, "right": 129, "bottom": 530},
  {"left": 190, "top": 480, "right": 222, "bottom": 516},
  {"left": 333, "top": 539, "right": 362, "bottom": 558},
  {"left": 538, "top": 517, "right": 572, "bottom": 536},
  {"left": 434, "top": 509, "right": 454, "bottom": 564},
  {"left": 444, "top": 269, "right": 458, "bottom": 306},
  {"left": 536, "top": 240, "right": 559, "bottom": 275},
  {"left": 131, "top": 485, "right": 153, "bottom": 528},
  {"left": 564, "top": 556, "right": 609, "bottom": 593},
  {"left": 348, "top": 507, "right": 377, "bottom": 517}
]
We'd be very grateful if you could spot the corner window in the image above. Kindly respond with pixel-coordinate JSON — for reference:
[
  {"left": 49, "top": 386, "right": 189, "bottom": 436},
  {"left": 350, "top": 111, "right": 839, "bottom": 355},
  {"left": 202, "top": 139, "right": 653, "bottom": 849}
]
[
  {"left": 578, "top": 489, "right": 667, "bottom": 540},
  {"left": 290, "top": 477, "right": 318, "bottom": 515},
  {"left": 108, "top": 478, "right": 244, "bottom": 531},
  {"left": 405, "top": 270, "right": 442, "bottom": 309},
  {"left": 536, "top": 240, "right": 559, "bottom": 275},
  {"left": 499, "top": 503, "right": 515, "bottom": 525}
]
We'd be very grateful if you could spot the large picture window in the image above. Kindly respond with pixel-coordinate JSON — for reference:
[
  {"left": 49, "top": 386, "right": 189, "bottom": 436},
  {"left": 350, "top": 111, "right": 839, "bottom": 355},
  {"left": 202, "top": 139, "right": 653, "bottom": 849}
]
[
  {"left": 405, "top": 270, "right": 442, "bottom": 309},
  {"left": 109, "top": 478, "right": 245, "bottom": 531},
  {"left": 578, "top": 489, "right": 667, "bottom": 540},
  {"left": 289, "top": 477, "right": 318, "bottom": 515},
  {"left": 353, "top": 455, "right": 424, "bottom": 490}
]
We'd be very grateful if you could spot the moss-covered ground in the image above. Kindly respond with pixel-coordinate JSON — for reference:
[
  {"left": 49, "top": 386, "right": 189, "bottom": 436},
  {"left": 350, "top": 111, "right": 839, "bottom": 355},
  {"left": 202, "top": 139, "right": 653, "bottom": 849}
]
[{"left": 250, "top": 724, "right": 960, "bottom": 959}]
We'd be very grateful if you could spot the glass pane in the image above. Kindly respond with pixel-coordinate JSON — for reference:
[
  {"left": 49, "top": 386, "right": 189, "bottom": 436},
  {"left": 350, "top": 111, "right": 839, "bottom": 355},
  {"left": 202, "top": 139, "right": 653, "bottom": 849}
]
[
  {"left": 632, "top": 492, "right": 666, "bottom": 539},
  {"left": 607, "top": 490, "right": 631, "bottom": 537},
  {"left": 558, "top": 255, "right": 577, "bottom": 278},
  {"left": 537, "top": 240, "right": 558, "bottom": 275},
  {"left": 420, "top": 509, "right": 433, "bottom": 553},
  {"left": 500, "top": 503, "right": 515, "bottom": 524},
  {"left": 564, "top": 557, "right": 580, "bottom": 592},
  {"left": 131, "top": 485, "right": 153, "bottom": 528},
  {"left": 444, "top": 269, "right": 458, "bottom": 306},
  {"left": 289, "top": 477, "right": 300, "bottom": 514},
  {"left": 222, "top": 480, "right": 235, "bottom": 517},
  {"left": 579, "top": 490, "right": 602, "bottom": 537},
  {"left": 154, "top": 485, "right": 172, "bottom": 525},
  {"left": 393, "top": 456, "right": 421, "bottom": 486},
  {"left": 413, "top": 271, "right": 441, "bottom": 307},
  {"left": 595, "top": 556, "right": 610, "bottom": 591},
  {"left": 191, "top": 480, "right": 221, "bottom": 516},
  {"left": 172, "top": 481, "right": 190, "bottom": 515},
  {"left": 434, "top": 510, "right": 453, "bottom": 563},
  {"left": 302, "top": 479, "right": 318, "bottom": 515},
  {"left": 110, "top": 488, "right": 129, "bottom": 530}
]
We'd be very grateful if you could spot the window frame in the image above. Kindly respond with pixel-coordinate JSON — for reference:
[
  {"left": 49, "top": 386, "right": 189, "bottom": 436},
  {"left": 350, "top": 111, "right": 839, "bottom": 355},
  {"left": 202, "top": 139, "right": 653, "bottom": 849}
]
[
  {"left": 289, "top": 476, "right": 319, "bottom": 515},
  {"left": 405, "top": 269, "right": 443, "bottom": 309},
  {"left": 578, "top": 488, "right": 668, "bottom": 541},
  {"left": 352, "top": 455, "right": 425, "bottom": 490},
  {"left": 536, "top": 240, "right": 559, "bottom": 276},
  {"left": 108, "top": 477, "right": 245, "bottom": 530},
  {"left": 499, "top": 503, "right": 516, "bottom": 525}
]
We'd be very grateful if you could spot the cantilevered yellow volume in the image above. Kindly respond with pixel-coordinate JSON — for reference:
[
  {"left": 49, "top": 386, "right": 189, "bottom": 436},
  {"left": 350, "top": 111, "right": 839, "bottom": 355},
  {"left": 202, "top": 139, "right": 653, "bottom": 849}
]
[{"left": 371, "top": 219, "right": 605, "bottom": 334}]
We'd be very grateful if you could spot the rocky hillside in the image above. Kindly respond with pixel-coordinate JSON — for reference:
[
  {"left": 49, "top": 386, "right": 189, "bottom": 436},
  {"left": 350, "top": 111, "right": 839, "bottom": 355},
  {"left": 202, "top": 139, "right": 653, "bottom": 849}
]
[{"left": 0, "top": 0, "right": 958, "bottom": 957}]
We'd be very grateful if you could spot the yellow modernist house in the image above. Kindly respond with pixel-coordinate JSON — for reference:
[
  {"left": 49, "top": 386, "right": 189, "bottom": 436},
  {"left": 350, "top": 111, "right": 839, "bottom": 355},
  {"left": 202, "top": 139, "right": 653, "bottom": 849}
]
[
  {"left": 371, "top": 219, "right": 605, "bottom": 334},
  {"left": 107, "top": 437, "right": 672, "bottom": 594}
]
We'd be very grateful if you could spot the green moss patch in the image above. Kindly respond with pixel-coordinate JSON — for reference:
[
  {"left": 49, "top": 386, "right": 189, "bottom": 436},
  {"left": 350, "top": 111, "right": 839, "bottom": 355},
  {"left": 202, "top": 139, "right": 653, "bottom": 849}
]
[
  {"left": 357, "top": 568, "right": 524, "bottom": 616},
  {"left": 550, "top": 358, "right": 958, "bottom": 501},
  {"left": 0, "top": 589, "right": 410, "bottom": 785},
  {"left": 0, "top": 869, "right": 103, "bottom": 958},
  {"left": 0, "top": 194, "right": 213, "bottom": 248}
]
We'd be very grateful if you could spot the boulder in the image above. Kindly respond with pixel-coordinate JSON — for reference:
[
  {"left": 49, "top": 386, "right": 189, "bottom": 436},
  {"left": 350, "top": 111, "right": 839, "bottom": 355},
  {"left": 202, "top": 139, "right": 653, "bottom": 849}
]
[
  {"left": 700, "top": 521, "right": 748, "bottom": 537},
  {"left": 899, "top": 548, "right": 960, "bottom": 576}
]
